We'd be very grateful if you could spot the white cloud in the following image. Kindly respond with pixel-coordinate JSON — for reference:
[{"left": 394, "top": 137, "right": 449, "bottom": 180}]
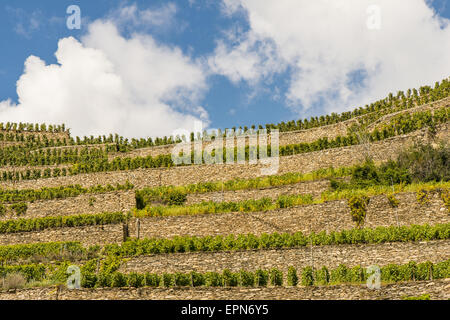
[
  {"left": 216, "top": 0, "right": 450, "bottom": 114},
  {"left": 0, "top": 9, "right": 209, "bottom": 138},
  {"left": 6, "top": 7, "right": 43, "bottom": 39},
  {"left": 208, "top": 29, "right": 284, "bottom": 84},
  {"left": 110, "top": 3, "right": 178, "bottom": 30}
]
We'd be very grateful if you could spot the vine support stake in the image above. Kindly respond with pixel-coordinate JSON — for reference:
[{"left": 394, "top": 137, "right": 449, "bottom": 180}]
[
  {"left": 391, "top": 177, "right": 400, "bottom": 228},
  {"left": 136, "top": 218, "right": 141, "bottom": 240}
]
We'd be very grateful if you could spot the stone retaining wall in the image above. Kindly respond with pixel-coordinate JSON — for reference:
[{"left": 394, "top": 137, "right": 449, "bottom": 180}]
[
  {"left": 130, "top": 192, "right": 449, "bottom": 240},
  {"left": 185, "top": 179, "right": 331, "bottom": 205},
  {"left": 1, "top": 191, "right": 135, "bottom": 221},
  {"left": 0, "top": 224, "right": 124, "bottom": 246},
  {"left": 0, "top": 280, "right": 448, "bottom": 300},
  {"left": 121, "top": 240, "right": 450, "bottom": 274},
  {"left": 1, "top": 124, "right": 447, "bottom": 191},
  {"left": 0, "top": 191, "right": 447, "bottom": 246},
  {"left": 106, "top": 97, "right": 450, "bottom": 159}
]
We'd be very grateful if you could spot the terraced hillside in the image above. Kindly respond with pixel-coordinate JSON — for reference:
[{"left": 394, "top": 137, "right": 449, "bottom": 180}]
[{"left": 0, "top": 78, "right": 449, "bottom": 300}]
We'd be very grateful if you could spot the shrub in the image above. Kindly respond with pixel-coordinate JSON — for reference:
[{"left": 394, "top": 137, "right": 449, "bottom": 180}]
[
  {"left": 301, "top": 267, "right": 314, "bottom": 286},
  {"left": 0, "top": 204, "right": 5, "bottom": 216},
  {"left": 348, "top": 266, "right": 365, "bottom": 283},
  {"left": 351, "top": 160, "right": 380, "bottom": 187},
  {"left": 240, "top": 270, "right": 255, "bottom": 287},
  {"left": 127, "top": 272, "right": 144, "bottom": 288},
  {"left": 81, "top": 273, "right": 97, "bottom": 288},
  {"left": 1, "top": 272, "right": 26, "bottom": 290},
  {"left": 111, "top": 272, "right": 127, "bottom": 287},
  {"left": 287, "top": 267, "right": 298, "bottom": 286},
  {"left": 222, "top": 269, "right": 239, "bottom": 287},
  {"left": 315, "top": 267, "right": 330, "bottom": 285},
  {"left": 162, "top": 273, "right": 175, "bottom": 287},
  {"left": 144, "top": 273, "right": 161, "bottom": 287},
  {"left": 166, "top": 190, "right": 188, "bottom": 206},
  {"left": 95, "top": 272, "right": 112, "bottom": 288},
  {"left": 416, "top": 189, "right": 430, "bottom": 205},
  {"left": 190, "top": 271, "right": 205, "bottom": 287},
  {"left": 11, "top": 202, "right": 27, "bottom": 216},
  {"left": 174, "top": 273, "right": 191, "bottom": 287},
  {"left": 205, "top": 272, "right": 222, "bottom": 287},
  {"left": 416, "top": 261, "right": 434, "bottom": 281},
  {"left": 387, "top": 194, "right": 399, "bottom": 208},
  {"left": 269, "top": 268, "right": 283, "bottom": 286},
  {"left": 255, "top": 269, "right": 269, "bottom": 287},
  {"left": 330, "top": 265, "right": 349, "bottom": 284},
  {"left": 397, "top": 143, "right": 450, "bottom": 183},
  {"left": 348, "top": 196, "right": 370, "bottom": 227}
]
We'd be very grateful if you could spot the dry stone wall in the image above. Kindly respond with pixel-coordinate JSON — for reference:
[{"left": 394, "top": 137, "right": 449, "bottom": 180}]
[
  {"left": 185, "top": 179, "right": 331, "bottom": 205},
  {"left": 0, "top": 224, "right": 123, "bottom": 246},
  {"left": 368, "top": 97, "right": 450, "bottom": 131},
  {"left": 1, "top": 191, "right": 135, "bottom": 221},
  {"left": 1, "top": 124, "right": 447, "bottom": 191},
  {"left": 121, "top": 240, "right": 450, "bottom": 274},
  {"left": 129, "top": 191, "right": 449, "bottom": 240},
  {"left": 106, "top": 97, "right": 450, "bottom": 159},
  {"left": 0, "top": 280, "right": 448, "bottom": 300},
  {"left": 0, "top": 130, "right": 70, "bottom": 141},
  {"left": 0, "top": 191, "right": 447, "bottom": 247}
]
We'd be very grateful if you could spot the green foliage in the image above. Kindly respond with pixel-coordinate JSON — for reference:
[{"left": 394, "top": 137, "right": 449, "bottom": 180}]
[
  {"left": 223, "top": 269, "right": 239, "bottom": 287},
  {"left": 205, "top": 272, "right": 222, "bottom": 287},
  {"left": 348, "top": 196, "right": 370, "bottom": 227},
  {"left": 190, "top": 271, "right": 205, "bottom": 287},
  {"left": 402, "top": 294, "right": 431, "bottom": 300},
  {"left": 301, "top": 266, "right": 314, "bottom": 286},
  {"left": 255, "top": 269, "right": 269, "bottom": 287},
  {"left": 136, "top": 167, "right": 350, "bottom": 208},
  {"left": 441, "top": 189, "right": 450, "bottom": 210},
  {"left": 269, "top": 268, "right": 283, "bottom": 286},
  {"left": 0, "top": 204, "right": 5, "bottom": 216},
  {"left": 134, "top": 194, "right": 313, "bottom": 218},
  {"left": 11, "top": 202, "right": 27, "bottom": 216},
  {"left": 144, "top": 273, "right": 161, "bottom": 287},
  {"left": 314, "top": 267, "right": 330, "bottom": 286},
  {"left": 416, "top": 189, "right": 430, "bottom": 205},
  {"left": 103, "top": 223, "right": 450, "bottom": 258},
  {"left": 397, "top": 143, "right": 450, "bottom": 183},
  {"left": 287, "top": 266, "right": 298, "bottom": 286},
  {"left": 111, "top": 272, "right": 127, "bottom": 287},
  {"left": 2, "top": 105, "right": 448, "bottom": 181},
  {"left": 0, "top": 212, "right": 127, "bottom": 234},
  {"left": 330, "top": 264, "right": 350, "bottom": 284},
  {"left": 387, "top": 194, "right": 399, "bottom": 208},
  {"left": 240, "top": 270, "right": 255, "bottom": 287},
  {"left": 11, "top": 259, "right": 447, "bottom": 290},
  {"left": 0, "top": 264, "right": 46, "bottom": 282},
  {"left": 127, "top": 272, "right": 145, "bottom": 288},
  {"left": 0, "top": 182, "right": 133, "bottom": 204},
  {"left": 136, "top": 188, "right": 187, "bottom": 208},
  {"left": 331, "top": 143, "right": 449, "bottom": 193},
  {"left": 81, "top": 272, "right": 97, "bottom": 288},
  {"left": 95, "top": 272, "right": 112, "bottom": 288},
  {"left": 162, "top": 273, "right": 175, "bottom": 287}
]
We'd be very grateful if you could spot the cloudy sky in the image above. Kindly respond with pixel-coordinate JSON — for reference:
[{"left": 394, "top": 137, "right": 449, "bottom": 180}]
[{"left": 0, "top": 0, "right": 449, "bottom": 138}]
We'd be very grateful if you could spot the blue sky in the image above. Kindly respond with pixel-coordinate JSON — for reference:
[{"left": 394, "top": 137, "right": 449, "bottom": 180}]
[{"left": 0, "top": 0, "right": 449, "bottom": 138}]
